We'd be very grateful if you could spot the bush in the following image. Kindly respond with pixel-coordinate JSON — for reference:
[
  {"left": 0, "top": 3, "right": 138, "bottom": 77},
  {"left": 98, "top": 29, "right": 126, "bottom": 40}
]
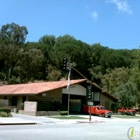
[
  {"left": 0, "top": 107, "right": 11, "bottom": 114},
  {"left": 20, "top": 103, "right": 24, "bottom": 110},
  {"left": 0, "top": 107, "right": 12, "bottom": 117},
  {"left": 0, "top": 111, "right": 8, "bottom": 117},
  {"left": 59, "top": 111, "right": 68, "bottom": 115}
]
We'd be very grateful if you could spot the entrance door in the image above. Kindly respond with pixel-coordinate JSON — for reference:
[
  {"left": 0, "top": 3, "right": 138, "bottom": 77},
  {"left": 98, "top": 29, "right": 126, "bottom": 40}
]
[{"left": 12, "top": 96, "right": 17, "bottom": 106}]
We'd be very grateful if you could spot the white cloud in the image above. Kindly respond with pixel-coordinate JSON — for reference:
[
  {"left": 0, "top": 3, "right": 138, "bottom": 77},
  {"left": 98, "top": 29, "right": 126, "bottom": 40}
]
[
  {"left": 90, "top": 11, "right": 98, "bottom": 20},
  {"left": 106, "top": 0, "right": 133, "bottom": 14}
]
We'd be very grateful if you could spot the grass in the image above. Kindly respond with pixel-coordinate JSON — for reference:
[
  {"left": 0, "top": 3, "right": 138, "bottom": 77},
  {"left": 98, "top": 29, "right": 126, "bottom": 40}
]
[
  {"left": 112, "top": 115, "right": 140, "bottom": 119},
  {"left": 49, "top": 115, "right": 87, "bottom": 120},
  {"left": 49, "top": 114, "right": 140, "bottom": 120}
]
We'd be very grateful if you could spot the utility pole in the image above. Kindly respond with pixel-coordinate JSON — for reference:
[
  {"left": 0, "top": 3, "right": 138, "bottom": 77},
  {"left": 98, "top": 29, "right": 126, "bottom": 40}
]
[
  {"left": 62, "top": 58, "right": 93, "bottom": 118},
  {"left": 66, "top": 62, "right": 72, "bottom": 116},
  {"left": 72, "top": 67, "right": 93, "bottom": 121}
]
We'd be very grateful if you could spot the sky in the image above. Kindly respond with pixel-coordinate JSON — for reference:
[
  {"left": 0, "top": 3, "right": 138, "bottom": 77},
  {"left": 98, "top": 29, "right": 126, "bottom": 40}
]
[{"left": 0, "top": 0, "right": 140, "bottom": 50}]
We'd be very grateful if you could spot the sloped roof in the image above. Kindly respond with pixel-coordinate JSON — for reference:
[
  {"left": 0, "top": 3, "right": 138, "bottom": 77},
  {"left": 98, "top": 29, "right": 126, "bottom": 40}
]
[
  {"left": 0, "top": 79, "right": 86, "bottom": 95},
  {"left": 0, "top": 79, "right": 118, "bottom": 101}
]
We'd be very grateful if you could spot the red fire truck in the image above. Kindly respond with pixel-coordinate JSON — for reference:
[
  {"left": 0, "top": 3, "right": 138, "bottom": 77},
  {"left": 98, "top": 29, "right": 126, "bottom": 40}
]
[
  {"left": 118, "top": 107, "right": 136, "bottom": 115},
  {"left": 83, "top": 105, "right": 112, "bottom": 118}
]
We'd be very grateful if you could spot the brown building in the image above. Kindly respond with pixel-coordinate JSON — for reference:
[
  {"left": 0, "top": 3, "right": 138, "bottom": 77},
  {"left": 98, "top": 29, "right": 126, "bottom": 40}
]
[{"left": 0, "top": 79, "right": 118, "bottom": 113}]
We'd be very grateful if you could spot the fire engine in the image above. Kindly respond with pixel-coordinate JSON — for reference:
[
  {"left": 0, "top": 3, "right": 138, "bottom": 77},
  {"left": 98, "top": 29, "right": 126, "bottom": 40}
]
[{"left": 83, "top": 105, "right": 112, "bottom": 118}]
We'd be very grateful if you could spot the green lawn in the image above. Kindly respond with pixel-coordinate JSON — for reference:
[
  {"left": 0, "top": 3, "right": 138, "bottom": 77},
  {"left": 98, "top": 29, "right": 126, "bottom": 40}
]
[
  {"left": 112, "top": 115, "right": 140, "bottom": 119},
  {"left": 49, "top": 114, "right": 140, "bottom": 119},
  {"left": 49, "top": 115, "right": 87, "bottom": 120}
]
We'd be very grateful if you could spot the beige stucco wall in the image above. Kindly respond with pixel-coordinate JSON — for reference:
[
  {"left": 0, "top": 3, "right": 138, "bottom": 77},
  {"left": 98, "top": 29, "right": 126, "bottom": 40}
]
[
  {"left": 28, "top": 88, "right": 62, "bottom": 103},
  {"left": 45, "top": 88, "right": 62, "bottom": 102},
  {"left": 0, "top": 96, "right": 13, "bottom": 106},
  {"left": 100, "top": 93, "right": 115, "bottom": 110},
  {"left": 62, "top": 84, "right": 86, "bottom": 96}
]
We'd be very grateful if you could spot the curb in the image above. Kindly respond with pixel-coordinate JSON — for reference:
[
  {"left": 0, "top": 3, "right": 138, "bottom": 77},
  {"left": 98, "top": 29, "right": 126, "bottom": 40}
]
[
  {"left": 0, "top": 122, "right": 37, "bottom": 125},
  {"left": 77, "top": 120, "right": 104, "bottom": 123}
]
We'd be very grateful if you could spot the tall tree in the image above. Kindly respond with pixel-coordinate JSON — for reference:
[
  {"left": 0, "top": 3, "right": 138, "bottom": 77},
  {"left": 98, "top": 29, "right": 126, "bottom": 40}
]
[
  {"left": 101, "top": 67, "right": 130, "bottom": 94},
  {"left": 15, "top": 49, "right": 44, "bottom": 83},
  {"left": 0, "top": 23, "right": 28, "bottom": 83},
  {"left": 0, "top": 22, "right": 28, "bottom": 45},
  {"left": 89, "top": 44, "right": 108, "bottom": 84},
  {"left": 115, "top": 82, "right": 138, "bottom": 107},
  {"left": 54, "top": 35, "right": 91, "bottom": 79},
  {"left": 0, "top": 44, "right": 21, "bottom": 83},
  {"left": 39, "top": 35, "right": 56, "bottom": 47}
]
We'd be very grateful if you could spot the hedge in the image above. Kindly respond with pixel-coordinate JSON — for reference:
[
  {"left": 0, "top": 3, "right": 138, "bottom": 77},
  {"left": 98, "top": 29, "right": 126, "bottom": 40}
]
[
  {"left": 0, "top": 107, "right": 11, "bottom": 117},
  {"left": 59, "top": 111, "right": 68, "bottom": 115}
]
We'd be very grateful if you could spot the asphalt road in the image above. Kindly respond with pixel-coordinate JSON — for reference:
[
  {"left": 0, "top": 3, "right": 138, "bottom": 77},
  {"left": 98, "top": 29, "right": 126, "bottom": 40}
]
[{"left": 0, "top": 121, "right": 139, "bottom": 140}]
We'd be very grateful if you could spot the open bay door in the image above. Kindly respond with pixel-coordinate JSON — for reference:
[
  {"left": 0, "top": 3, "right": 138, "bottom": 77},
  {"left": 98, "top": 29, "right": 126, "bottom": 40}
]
[{"left": 62, "top": 84, "right": 86, "bottom": 113}]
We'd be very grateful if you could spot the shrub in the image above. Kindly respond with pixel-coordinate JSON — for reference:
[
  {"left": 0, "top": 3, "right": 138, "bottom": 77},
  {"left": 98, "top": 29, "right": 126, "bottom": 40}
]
[
  {"left": 0, "top": 107, "right": 11, "bottom": 114},
  {"left": 59, "top": 111, "right": 68, "bottom": 115},
  {"left": 0, "top": 111, "right": 8, "bottom": 117},
  {"left": 20, "top": 103, "right": 24, "bottom": 110},
  {"left": 0, "top": 107, "right": 12, "bottom": 117}
]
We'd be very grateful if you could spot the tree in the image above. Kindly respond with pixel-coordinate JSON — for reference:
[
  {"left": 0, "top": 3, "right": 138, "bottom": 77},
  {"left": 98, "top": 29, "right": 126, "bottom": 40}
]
[
  {"left": 46, "top": 65, "right": 61, "bottom": 81},
  {"left": 0, "top": 44, "right": 21, "bottom": 83},
  {"left": 99, "top": 49, "right": 132, "bottom": 73},
  {"left": 115, "top": 82, "right": 138, "bottom": 107},
  {"left": 101, "top": 67, "right": 130, "bottom": 94},
  {"left": 39, "top": 35, "right": 56, "bottom": 47},
  {"left": 54, "top": 35, "right": 91, "bottom": 78},
  {"left": 89, "top": 44, "right": 108, "bottom": 84},
  {"left": 0, "top": 22, "right": 28, "bottom": 45},
  {"left": 15, "top": 49, "right": 44, "bottom": 83},
  {"left": 0, "top": 23, "right": 28, "bottom": 83}
]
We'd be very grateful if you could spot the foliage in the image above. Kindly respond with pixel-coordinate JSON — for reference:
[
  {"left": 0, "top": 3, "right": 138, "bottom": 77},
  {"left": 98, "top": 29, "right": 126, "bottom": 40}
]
[
  {"left": 46, "top": 65, "right": 61, "bottom": 81},
  {"left": 1, "top": 22, "right": 140, "bottom": 108},
  {"left": 0, "top": 111, "right": 8, "bottom": 117},
  {"left": 0, "top": 22, "right": 28, "bottom": 45},
  {"left": 20, "top": 102, "right": 24, "bottom": 110},
  {"left": 101, "top": 67, "right": 130, "bottom": 94},
  {"left": 0, "top": 107, "right": 11, "bottom": 113},
  {"left": 0, "top": 107, "right": 12, "bottom": 117},
  {"left": 39, "top": 35, "right": 56, "bottom": 47},
  {"left": 115, "top": 82, "right": 138, "bottom": 107},
  {"left": 14, "top": 48, "right": 44, "bottom": 83},
  {"left": 59, "top": 111, "right": 68, "bottom": 115}
]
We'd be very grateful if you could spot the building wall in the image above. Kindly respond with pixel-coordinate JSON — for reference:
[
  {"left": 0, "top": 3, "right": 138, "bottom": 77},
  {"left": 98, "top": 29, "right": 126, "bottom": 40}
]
[
  {"left": 62, "top": 84, "right": 86, "bottom": 96},
  {"left": 0, "top": 96, "right": 13, "bottom": 106},
  {"left": 0, "top": 95, "right": 23, "bottom": 110},
  {"left": 28, "top": 88, "right": 62, "bottom": 103},
  {"left": 100, "top": 93, "right": 114, "bottom": 110},
  {"left": 0, "top": 86, "right": 116, "bottom": 111}
]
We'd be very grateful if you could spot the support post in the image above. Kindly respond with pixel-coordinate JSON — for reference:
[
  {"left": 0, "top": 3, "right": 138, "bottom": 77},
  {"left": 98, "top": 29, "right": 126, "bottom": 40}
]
[{"left": 89, "top": 105, "right": 91, "bottom": 121}]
